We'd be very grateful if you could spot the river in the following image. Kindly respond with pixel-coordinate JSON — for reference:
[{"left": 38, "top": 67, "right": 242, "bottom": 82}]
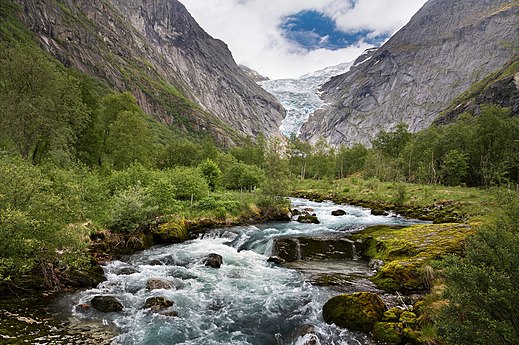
[{"left": 67, "top": 198, "right": 425, "bottom": 345}]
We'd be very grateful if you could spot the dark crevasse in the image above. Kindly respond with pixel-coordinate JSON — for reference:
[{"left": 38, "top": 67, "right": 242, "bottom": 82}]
[{"left": 67, "top": 198, "right": 426, "bottom": 345}]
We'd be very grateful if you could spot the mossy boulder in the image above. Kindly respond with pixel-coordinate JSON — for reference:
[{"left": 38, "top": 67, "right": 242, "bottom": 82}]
[
  {"left": 297, "top": 215, "right": 320, "bottom": 224},
  {"left": 372, "top": 322, "right": 403, "bottom": 345},
  {"left": 90, "top": 296, "right": 123, "bottom": 313},
  {"left": 399, "top": 311, "right": 417, "bottom": 327},
  {"left": 322, "top": 292, "right": 385, "bottom": 332},
  {"left": 151, "top": 219, "right": 188, "bottom": 244}
]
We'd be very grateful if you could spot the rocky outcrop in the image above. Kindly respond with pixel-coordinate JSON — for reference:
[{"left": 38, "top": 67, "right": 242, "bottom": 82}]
[
  {"left": 15, "top": 0, "right": 285, "bottom": 144},
  {"left": 272, "top": 235, "right": 356, "bottom": 262},
  {"left": 301, "top": 0, "right": 519, "bottom": 146}
]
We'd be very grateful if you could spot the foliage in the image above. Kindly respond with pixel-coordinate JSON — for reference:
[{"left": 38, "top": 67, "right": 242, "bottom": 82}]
[
  {"left": 0, "top": 44, "right": 88, "bottom": 163},
  {"left": 198, "top": 159, "right": 222, "bottom": 191},
  {"left": 436, "top": 193, "right": 519, "bottom": 345},
  {"left": 223, "top": 162, "right": 265, "bottom": 191}
]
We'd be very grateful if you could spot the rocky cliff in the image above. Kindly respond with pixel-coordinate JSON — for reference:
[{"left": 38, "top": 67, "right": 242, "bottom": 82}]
[
  {"left": 301, "top": 0, "right": 519, "bottom": 146},
  {"left": 14, "top": 0, "right": 284, "bottom": 144}
]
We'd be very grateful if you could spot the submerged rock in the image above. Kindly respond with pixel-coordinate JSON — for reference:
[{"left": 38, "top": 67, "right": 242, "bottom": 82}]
[
  {"left": 143, "top": 296, "right": 174, "bottom": 312},
  {"left": 322, "top": 292, "right": 385, "bottom": 332},
  {"left": 331, "top": 209, "right": 347, "bottom": 216},
  {"left": 272, "top": 235, "right": 356, "bottom": 262},
  {"left": 267, "top": 256, "right": 286, "bottom": 265},
  {"left": 90, "top": 296, "right": 123, "bottom": 313},
  {"left": 204, "top": 253, "right": 223, "bottom": 268},
  {"left": 160, "top": 310, "right": 179, "bottom": 317}
]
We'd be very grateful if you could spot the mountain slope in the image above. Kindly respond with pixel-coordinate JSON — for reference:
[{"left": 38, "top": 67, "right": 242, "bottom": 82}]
[
  {"left": 301, "top": 0, "right": 519, "bottom": 146},
  {"left": 13, "top": 0, "right": 284, "bottom": 145}
]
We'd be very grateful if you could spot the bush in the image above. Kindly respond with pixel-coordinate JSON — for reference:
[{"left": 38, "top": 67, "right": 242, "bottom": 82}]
[{"left": 166, "top": 167, "right": 209, "bottom": 201}]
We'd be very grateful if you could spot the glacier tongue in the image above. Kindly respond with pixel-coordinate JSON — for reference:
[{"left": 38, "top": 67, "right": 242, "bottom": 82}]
[{"left": 260, "top": 61, "right": 354, "bottom": 137}]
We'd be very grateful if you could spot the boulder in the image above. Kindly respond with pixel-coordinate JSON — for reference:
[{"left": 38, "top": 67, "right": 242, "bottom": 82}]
[
  {"left": 331, "top": 209, "right": 347, "bottom": 216},
  {"left": 291, "top": 209, "right": 301, "bottom": 216},
  {"left": 322, "top": 292, "right": 385, "bottom": 332},
  {"left": 371, "top": 208, "right": 387, "bottom": 216},
  {"left": 160, "top": 310, "right": 179, "bottom": 317},
  {"left": 369, "top": 259, "right": 384, "bottom": 271},
  {"left": 143, "top": 296, "right": 174, "bottom": 312},
  {"left": 146, "top": 279, "right": 173, "bottom": 290},
  {"left": 272, "top": 236, "right": 356, "bottom": 262},
  {"left": 90, "top": 296, "right": 124, "bottom": 313},
  {"left": 204, "top": 253, "right": 223, "bottom": 268},
  {"left": 297, "top": 215, "right": 320, "bottom": 224}
]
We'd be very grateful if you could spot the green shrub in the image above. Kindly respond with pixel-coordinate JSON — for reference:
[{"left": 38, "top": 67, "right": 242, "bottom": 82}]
[{"left": 166, "top": 167, "right": 209, "bottom": 201}]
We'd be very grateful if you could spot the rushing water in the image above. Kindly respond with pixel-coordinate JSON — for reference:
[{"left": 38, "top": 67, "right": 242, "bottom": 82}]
[{"left": 70, "top": 198, "right": 425, "bottom": 345}]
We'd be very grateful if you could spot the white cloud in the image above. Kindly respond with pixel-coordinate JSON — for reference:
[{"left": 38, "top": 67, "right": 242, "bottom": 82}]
[{"left": 178, "top": 0, "right": 428, "bottom": 79}]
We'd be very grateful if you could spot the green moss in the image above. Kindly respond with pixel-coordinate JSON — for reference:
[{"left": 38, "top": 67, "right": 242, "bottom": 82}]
[
  {"left": 151, "top": 219, "right": 189, "bottom": 243},
  {"left": 382, "top": 307, "right": 405, "bottom": 322},
  {"left": 372, "top": 322, "right": 403, "bottom": 345},
  {"left": 322, "top": 292, "right": 385, "bottom": 333},
  {"left": 399, "top": 311, "right": 418, "bottom": 327}
]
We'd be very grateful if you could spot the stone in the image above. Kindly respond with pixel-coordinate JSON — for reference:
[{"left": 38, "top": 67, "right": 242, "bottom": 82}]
[
  {"left": 291, "top": 209, "right": 301, "bottom": 216},
  {"left": 371, "top": 208, "right": 386, "bottom": 216},
  {"left": 267, "top": 256, "right": 286, "bottom": 265},
  {"left": 78, "top": 303, "right": 90, "bottom": 312},
  {"left": 331, "top": 209, "right": 347, "bottom": 216},
  {"left": 204, "top": 253, "right": 223, "bottom": 268},
  {"left": 297, "top": 215, "right": 320, "bottom": 224},
  {"left": 143, "top": 296, "right": 174, "bottom": 312},
  {"left": 272, "top": 235, "right": 356, "bottom": 262},
  {"left": 322, "top": 292, "right": 385, "bottom": 332},
  {"left": 146, "top": 279, "right": 173, "bottom": 290},
  {"left": 399, "top": 311, "right": 418, "bottom": 327},
  {"left": 160, "top": 311, "right": 179, "bottom": 317},
  {"left": 369, "top": 259, "right": 384, "bottom": 271},
  {"left": 382, "top": 307, "right": 405, "bottom": 322},
  {"left": 90, "top": 296, "right": 124, "bottom": 313}
]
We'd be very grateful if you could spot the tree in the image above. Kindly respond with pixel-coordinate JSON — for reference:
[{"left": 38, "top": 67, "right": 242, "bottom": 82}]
[
  {"left": 198, "top": 158, "right": 222, "bottom": 191},
  {"left": 372, "top": 123, "right": 413, "bottom": 158},
  {"left": 0, "top": 44, "right": 88, "bottom": 163},
  {"left": 442, "top": 149, "right": 468, "bottom": 186}
]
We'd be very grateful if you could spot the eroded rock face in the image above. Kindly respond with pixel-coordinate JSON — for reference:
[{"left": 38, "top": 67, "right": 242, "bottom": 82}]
[
  {"left": 322, "top": 292, "right": 385, "bottom": 332},
  {"left": 90, "top": 296, "right": 123, "bottom": 313},
  {"left": 16, "top": 0, "right": 285, "bottom": 144},
  {"left": 301, "top": 0, "right": 519, "bottom": 146}
]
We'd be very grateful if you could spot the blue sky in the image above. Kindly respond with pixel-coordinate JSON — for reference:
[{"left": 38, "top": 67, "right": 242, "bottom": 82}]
[
  {"left": 282, "top": 10, "right": 390, "bottom": 51},
  {"left": 178, "top": 0, "right": 428, "bottom": 79}
]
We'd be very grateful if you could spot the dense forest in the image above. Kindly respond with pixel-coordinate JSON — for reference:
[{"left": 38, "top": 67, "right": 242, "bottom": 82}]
[{"left": 1, "top": 34, "right": 518, "bottom": 345}]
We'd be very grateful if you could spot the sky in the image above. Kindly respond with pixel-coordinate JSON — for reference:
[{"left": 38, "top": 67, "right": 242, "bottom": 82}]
[{"left": 178, "top": 0, "right": 428, "bottom": 79}]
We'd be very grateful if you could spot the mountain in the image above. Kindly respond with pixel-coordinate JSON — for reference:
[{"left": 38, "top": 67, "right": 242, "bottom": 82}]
[
  {"left": 12, "top": 0, "right": 285, "bottom": 145},
  {"left": 300, "top": 0, "right": 519, "bottom": 146},
  {"left": 239, "top": 65, "right": 269, "bottom": 83},
  {"left": 435, "top": 53, "right": 519, "bottom": 124},
  {"left": 260, "top": 60, "right": 355, "bottom": 136}
]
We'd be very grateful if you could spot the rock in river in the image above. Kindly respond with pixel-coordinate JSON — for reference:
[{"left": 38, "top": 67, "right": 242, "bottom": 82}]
[
  {"left": 331, "top": 209, "right": 347, "bottom": 216},
  {"left": 204, "top": 253, "right": 223, "bottom": 268},
  {"left": 143, "top": 296, "right": 174, "bottom": 312},
  {"left": 90, "top": 296, "right": 123, "bottom": 313},
  {"left": 322, "top": 292, "right": 385, "bottom": 333}
]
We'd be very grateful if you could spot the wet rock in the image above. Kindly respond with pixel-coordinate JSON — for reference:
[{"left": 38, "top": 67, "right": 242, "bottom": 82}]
[
  {"left": 267, "top": 256, "right": 286, "bottom": 265},
  {"left": 322, "top": 292, "right": 385, "bottom": 332},
  {"left": 296, "top": 215, "right": 320, "bottom": 224},
  {"left": 292, "top": 324, "right": 319, "bottom": 345},
  {"left": 204, "top": 253, "right": 223, "bottom": 268},
  {"left": 272, "top": 235, "right": 356, "bottom": 262},
  {"left": 90, "top": 296, "right": 123, "bottom": 313},
  {"left": 291, "top": 209, "right": 301, "bottom": 216},
  {"left": 331, "top": 209, "right": 347, "bottom": 216},
  {"left": 117, "top": 267, "right": 139, "bottom": 275},
  {"left": 146, "top": 279, "right": 173, "bottom": 290},
  {"left": 78, "top": 303, "right": 90, "bottom": 312},
  {"left": 147, "top": 259, "right": 163, "bottom": 266},
  {"left": 143, "top": 296, "right": 173, "bottom": 312},
  {"left": 65, "top": 265, "right": 106, "bottom": 288}
]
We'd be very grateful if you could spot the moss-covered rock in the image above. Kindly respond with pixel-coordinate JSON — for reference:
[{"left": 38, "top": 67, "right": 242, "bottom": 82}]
[
  {"left": 151, "top": 219, "right": 189, "bottom": 243},
  {"left": 372, "top": 322, "right": 403, "bottom": 345},
  {"left": 322, "top": 292, "right": 385, "bottom": 332},
  {"left": 352, "top": 223, "right": 474, "bottom": 292},
  {"left": 399, "top": 311, "right": 417, "bottom": 327}
]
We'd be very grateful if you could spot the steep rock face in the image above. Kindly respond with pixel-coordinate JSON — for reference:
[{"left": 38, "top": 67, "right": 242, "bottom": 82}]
[
  {"left": 435, "top": 53, "right": 519, "bottom": 124},
  {"left": 301, "top": 0, "right": 519, "bottom": 146},
  {"left": 15, "top": 0, "right": 284, "bottom": 144}
]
